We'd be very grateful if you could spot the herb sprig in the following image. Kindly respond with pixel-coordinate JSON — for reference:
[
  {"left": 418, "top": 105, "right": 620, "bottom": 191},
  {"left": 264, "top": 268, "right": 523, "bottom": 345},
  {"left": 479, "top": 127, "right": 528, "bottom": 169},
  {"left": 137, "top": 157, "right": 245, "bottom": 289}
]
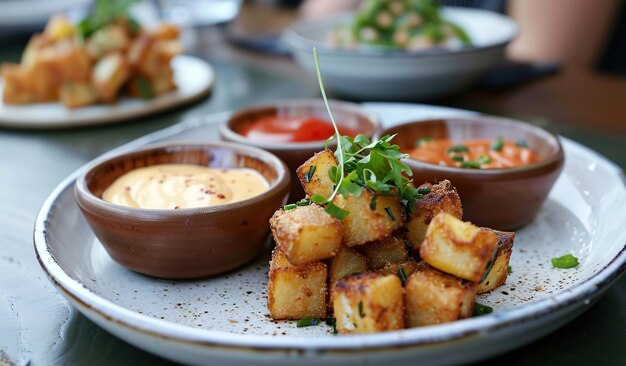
[
  {"left": 309, "top": 47, "right": 426, "bottom": 219},
  {"left": 78, "top": 0, "right": 139, "bottom": 39}
]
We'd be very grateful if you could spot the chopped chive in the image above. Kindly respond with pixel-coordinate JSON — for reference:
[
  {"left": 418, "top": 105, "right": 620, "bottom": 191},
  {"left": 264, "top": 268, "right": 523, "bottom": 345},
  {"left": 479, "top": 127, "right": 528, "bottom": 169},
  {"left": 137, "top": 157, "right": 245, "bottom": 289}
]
[
  {"left": 451, "top": 154, "right": 464, "bottom": 162},
  {"left": 551, "top": 254, "right": 579, "bottom": 269},
  {"left": 473, "top": 302, "right": 493, "bottom": 316},
  {"left": 324, "top": 317, "right": 338, "bottom": 335},
  {"left": 516, "top": 139, "right": 529, "bottom": 148},
  {"left": 447, "top": 144, "right": 469, "bottom": 153},
  {"left": 325, "top": 201, "right": 350, "bottom": 220},
  {"left": 296, "top": 199, "right": 310, "bottom": 206},
  {"left": 310, "top": 194, "right": 327, "bottom": 204},
  {"left": 403, "top": 238, "right": 412, "bottom": 252},
  {"left": 460, "top": 160, "right": 481, "bottom": 169},
  {"left": 478, "top": 155, "right": 491, "bottom": 165},
  {"left": 304, "top": 165, "right": 316, "bottom": 183},
  {"left": 384, "top": 207, "right": 395, "bottom": 221},
  {"left": 415, "top": 136, "right": 433, "bottom": 147},
  {"left": 370, "top": 193, "right": 378, "bottom": 210},
  {"left": 491, "top": 137, "right": 504, "bottom": 151},
  {"left": 507, "top": 265, "right": 512, "bottom": 274},
  {"left": 358, "top": 301, "right": 365, "bottom": 318},
  {"left": 297, "top": 317, "right": 320, "bottom": 327},
  {"left": 417, "top": 187, "right": 431, "bottom": 195},
  {"left": 283, "top": 203, "right": 297, "bottom": 210},
  {"left": 397, "top": 267, "right": 407, "bottom": 284}
]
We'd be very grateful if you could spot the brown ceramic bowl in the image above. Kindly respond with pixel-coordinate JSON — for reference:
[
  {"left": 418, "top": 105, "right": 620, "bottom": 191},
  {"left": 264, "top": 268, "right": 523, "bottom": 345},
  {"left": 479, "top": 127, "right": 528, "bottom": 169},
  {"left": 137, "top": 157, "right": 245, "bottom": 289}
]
[
  {"left": 74, "top": 142, "right": 290, "bottom": 279},
  {"left": 219, "top": 98, "right": 380, "bottom": 200},
  {"left": 374, "top": 117, "right": 564, "bottom": 230}
]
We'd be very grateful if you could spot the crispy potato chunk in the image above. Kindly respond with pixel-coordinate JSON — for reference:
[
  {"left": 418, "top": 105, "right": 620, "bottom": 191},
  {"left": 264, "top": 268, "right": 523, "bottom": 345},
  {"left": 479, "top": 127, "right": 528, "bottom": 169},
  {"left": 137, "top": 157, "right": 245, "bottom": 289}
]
[
  {"left": 86, "top": 24, "right": 131, "bottom": 60},
  {"left": 331, "top": 272, "right": 405, "bottom": 334},
  {"left": 270, "top": 204, "right": 343, "bottom": 265},
  {"left": 92, "top": 53, "right": 131, "bottom": 103},
  {"left": 60, "top": 82, "right": 98, "bottom": 109},
  {"left": 376, "top": 259, "right": 421, "bottom": 279},
  {"left": 407, "top": 180, "right": 462, "bottom": 251},
  {"left": 1, "top": 64, "right": 38, "bottom": 104},
  {"left": 405, "top": 264, "right": 476, "bottom": 327},
  {"left": 329, "top": 246, "right": 368, "bottom": 283},
  {"left": 477, "top": 230, "right": 514, "bottom": 294},
  {"left": 297, "top": 149, "right": 337, "bottom": 198},
  {"left": 420, "top": 212, "right": 497, "bottom": 282},
  {"left": 268, "top": 250, "right": 327, "bottom": 320},
  {"left": 334, "top": 191, "right": 404, "bottom": 247},
  {"left": 360, "top": 232, "right": 408, "bottom": 270}
]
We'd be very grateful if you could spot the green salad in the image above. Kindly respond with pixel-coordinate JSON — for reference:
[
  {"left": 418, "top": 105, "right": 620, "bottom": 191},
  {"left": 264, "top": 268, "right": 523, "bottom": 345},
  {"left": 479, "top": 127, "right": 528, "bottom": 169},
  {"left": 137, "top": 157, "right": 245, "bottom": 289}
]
[{"left": 329, "top": 0, "right": 471, "bottom": 51}]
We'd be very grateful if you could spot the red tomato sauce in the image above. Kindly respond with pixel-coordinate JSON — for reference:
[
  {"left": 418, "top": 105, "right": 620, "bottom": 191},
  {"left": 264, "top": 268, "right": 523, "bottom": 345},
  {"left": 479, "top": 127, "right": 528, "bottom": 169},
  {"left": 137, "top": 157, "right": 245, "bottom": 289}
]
[
  {"left": 408, "top": 138, "right": 539, "bottom": 169},
  {"left": 238, "top": 115, "right": 357, "bottom": 143}
]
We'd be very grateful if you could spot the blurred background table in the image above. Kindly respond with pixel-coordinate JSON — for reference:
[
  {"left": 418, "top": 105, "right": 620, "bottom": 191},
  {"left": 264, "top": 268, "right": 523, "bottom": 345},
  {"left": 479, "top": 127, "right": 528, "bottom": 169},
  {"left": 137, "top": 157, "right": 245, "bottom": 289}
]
[{"left": 0, "top": 2, "right": 624, "bottom": 365}]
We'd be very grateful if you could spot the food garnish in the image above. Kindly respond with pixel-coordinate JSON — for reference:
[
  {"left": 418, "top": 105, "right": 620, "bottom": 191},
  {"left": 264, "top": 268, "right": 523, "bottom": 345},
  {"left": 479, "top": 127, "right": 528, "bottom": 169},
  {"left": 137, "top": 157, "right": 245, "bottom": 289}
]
[
  {"left": 551, "top": 254, "right": 579, "bottom": 269},
  {"left": 473, "top": 302, "right": 493, "bottom": 316}
]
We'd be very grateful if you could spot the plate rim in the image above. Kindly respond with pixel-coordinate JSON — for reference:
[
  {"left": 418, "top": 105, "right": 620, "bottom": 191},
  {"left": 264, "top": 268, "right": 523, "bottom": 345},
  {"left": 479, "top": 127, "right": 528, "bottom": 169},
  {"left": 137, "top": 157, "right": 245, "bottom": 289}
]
[
  {"left": 0, "top": 55, "right": 214, "bottom": 129},
  {"left": 33, "top": 109, "right": 626, "bottom": 351}
]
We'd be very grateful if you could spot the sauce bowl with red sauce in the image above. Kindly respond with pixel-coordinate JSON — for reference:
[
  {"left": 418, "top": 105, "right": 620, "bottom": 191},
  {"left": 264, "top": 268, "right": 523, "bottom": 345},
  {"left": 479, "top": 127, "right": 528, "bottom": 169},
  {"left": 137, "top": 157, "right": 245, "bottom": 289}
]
[
  {"left": 220, "top": 99, "right": 380, "bottom": 199},
  {"left": 374, "top": 117, "right": 564, "bottom": 230}
]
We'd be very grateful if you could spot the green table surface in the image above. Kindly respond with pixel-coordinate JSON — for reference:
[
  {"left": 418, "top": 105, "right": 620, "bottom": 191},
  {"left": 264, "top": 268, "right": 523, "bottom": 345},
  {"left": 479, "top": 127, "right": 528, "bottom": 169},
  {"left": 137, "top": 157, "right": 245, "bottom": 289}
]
[{"left": 0, "top": 28, "right": 624, "bottom": 366}]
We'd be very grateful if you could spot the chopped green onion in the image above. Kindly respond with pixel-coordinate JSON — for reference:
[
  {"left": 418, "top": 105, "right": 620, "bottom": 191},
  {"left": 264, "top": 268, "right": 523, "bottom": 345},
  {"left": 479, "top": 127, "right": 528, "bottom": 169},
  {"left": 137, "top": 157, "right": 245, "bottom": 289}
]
[
  {"left": 358, "top": 301, "right": 365, "bottom": 318},
  {"left": 460, "top": 160, "right": 481, "bottom": 169},
  {"left": 451, "top": 154, "right": 464, "bottom": 162},
  {"left": 283, "top": 203, "right": 297, "bottom": 210},
  {"left": 491, "top": 137, "right": 504, "bottom": 151},
  {"left": 507, "top": 265, "right": 512, "bottom": 274},
  {"left": 417, "top": 187, "right": 431, "bottom": 195},
  {"left": 384, "top": 207, "right": 395, "bottom": 221},
  {"left": 551, "top": 254, "right": 579, "bottom": 269},
  {"left": 478, "top": 155, "right": 491, "bottom": 165},
  {"left": 325, "top": 201, "right": 350, "bottom": 220},
  {"left": 473, "top": 302, "right": 493, "bottom": 316},
  {"left": 297, "top": 317, "right": 320, "bottom": 327},
  {"left": 296, "top": 199, "right": 310, "bottom": 206},
  {"left": 447, "top": 144, "right": 469, "bottom": 153},
  {"left": 516, "top": 139, "right": 529, "bottom": 148},
  {"left": 397, "top": 267, "right": 407, "bottom": 284},
  {"left": 415, "top": 136, "right": 433, "bottom": 147},
  {"left": 310, "top": 194, "right": 327, "bottom": 204},
  {"left": 304, "top": 165, "right": 316, "bottom": 183}
]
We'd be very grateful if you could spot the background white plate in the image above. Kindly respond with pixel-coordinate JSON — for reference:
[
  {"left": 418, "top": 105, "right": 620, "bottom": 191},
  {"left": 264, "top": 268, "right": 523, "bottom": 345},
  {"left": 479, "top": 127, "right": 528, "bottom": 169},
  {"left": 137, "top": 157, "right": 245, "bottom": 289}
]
[
  {"left": 34, "top": 104, "right": 626, "bottom": 366},
  {"left": 0, "top": 55, "right": 214, "bottom": 129}
]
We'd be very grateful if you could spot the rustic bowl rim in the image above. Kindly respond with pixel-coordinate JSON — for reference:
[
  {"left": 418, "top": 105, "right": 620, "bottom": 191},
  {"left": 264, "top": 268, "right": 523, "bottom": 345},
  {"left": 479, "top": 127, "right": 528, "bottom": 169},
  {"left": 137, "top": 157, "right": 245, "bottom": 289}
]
[
  {"left": 373, "top": 115, "right": 565, "bottom": 177},
  {"left": 218, "top": 98, "right": 381, "bottom": 151},
  {"left": 74, "top": 140, "right": 291, "bottom": 219}
]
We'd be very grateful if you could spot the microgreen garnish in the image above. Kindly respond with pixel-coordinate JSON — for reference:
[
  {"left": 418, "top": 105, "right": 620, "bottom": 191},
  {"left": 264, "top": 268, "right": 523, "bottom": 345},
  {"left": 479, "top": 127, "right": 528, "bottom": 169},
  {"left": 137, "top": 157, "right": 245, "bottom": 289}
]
[
  {"left": 417, "top": 187, "right": 431, "bottom": 195},
  {"left": 297, "top": 317, "right": 320, "bottom": 327},
  {"left": 516, "top": 139, "right": 529, "bottom": 148},
  {"left": 551, "top": 254, "right": 579, "bottom": 269},
  {"left": 311, "top": 47, "right": 425, "bottom": 216},
  {"left": 397, "top": 267, "right": 407, "bottom": 284},
  {"left": 473, "top": 303, "right": 493, "bottom": 316},
  {"left": 491, "top": 137, "right": 504, "bottom": 151},
  {"left": 324, "top": 201, "right": 350, "bottom": 220},
  {"left": 304, "top": 165, "right": 316, "bottom": 183},
  {"left": 384, "top": 207, "right": 395, "bottom": 221},
  {"left": 448, "top": 145, "right": 469, "bottom": 153},
  {"left": 451, "top": 154, "right": 464, "bottom": 162},
  {"left": 78, "top": 0, "right": 139, "bottom": 39},
  {"left": 283, "top": 203, "right": 297, "bottom": 210},
  {"left": 358, "top": 301, "right": 365, "bottom": 318},
  {"left": 415, "top": 136, "right": 433, "bottom": 147}
]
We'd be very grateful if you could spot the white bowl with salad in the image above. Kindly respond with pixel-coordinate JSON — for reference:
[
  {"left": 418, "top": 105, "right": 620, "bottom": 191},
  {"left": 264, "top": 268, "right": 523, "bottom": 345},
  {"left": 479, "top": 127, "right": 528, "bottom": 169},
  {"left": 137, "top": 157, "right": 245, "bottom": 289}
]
[{"left": 282, "top": 1, "right": 517, "bottom": 101}]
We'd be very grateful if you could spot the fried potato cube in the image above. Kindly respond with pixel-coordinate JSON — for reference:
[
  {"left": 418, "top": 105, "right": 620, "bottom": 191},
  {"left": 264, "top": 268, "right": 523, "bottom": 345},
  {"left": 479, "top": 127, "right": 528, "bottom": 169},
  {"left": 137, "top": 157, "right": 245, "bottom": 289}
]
[
  {"left": 86, "top": 24, "right": 131, "bottom": 59},
  {"left": 329, "top": 246, "right": 368, "bottom": 283},
  {"left": 477, "top": 230, "right": 514, "bottom": 294},
  {"left": 44, "top": 14, "right": 75, "bottom": 40},
  {"left": 268, "top": 250, "right": 327, "bottom": 320},
  {"left": 333, "top": 191, "right": 404, "bottom": 247},
  {"left": 360, "top": 232, "right": 408, "bottom": 270},
  {"left": 376, "top": 259, "right": 421, "bottom": 279},
  {"left": 331, "top": 272, "right": 405, "bottom": 334},
  {"left": 405, "top": 264, "right": 477, "bottom": 327},
  {"left": 92, "top": 53, "right": 130, "bottom": 103},
  {"left": 296, "top": 149, "right": 338, "bottom": 198},
  {"left": 270, "top": 204, "right": 343, "bottom": 265},
  {"left": 407, "top": 180, "right": 462, "bottom": 251},
  {"left": 60, "top": 82, "right": 98, "bottom": 109},
  {"left": 1, "top": 64, "right": 38, "bottom": 104},
  {"left": 420, "top": 212, "right": 497, "bottom": 282}
]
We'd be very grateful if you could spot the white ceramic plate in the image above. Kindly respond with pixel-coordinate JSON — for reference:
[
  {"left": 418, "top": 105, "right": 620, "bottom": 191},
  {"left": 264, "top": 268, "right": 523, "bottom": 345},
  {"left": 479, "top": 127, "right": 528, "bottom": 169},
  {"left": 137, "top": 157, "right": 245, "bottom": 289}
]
[
  {"left": 34, "top": 104, "right": 626, "bottom": 366},
  {"left": 282, "top": 8, "right": 517, "bottom": 100},
  {"left": 0, "top": 55, "right": 214, "bottom": 129}
]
